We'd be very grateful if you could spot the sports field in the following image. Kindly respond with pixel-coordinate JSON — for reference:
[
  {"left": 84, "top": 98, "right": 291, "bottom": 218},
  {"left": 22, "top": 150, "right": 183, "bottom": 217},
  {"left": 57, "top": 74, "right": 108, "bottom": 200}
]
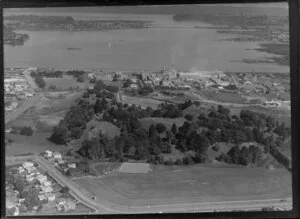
[{"left": 73, "top": 164, "right": 292, "bottom": 208}]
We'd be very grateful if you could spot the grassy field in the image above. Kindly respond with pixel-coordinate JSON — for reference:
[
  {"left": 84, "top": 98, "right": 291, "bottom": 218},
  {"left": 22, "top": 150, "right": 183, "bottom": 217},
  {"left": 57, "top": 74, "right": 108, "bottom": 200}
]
[
  {"left": 44, "top": 78, "right": 84, "bottom": 90},
  {"left": 93, "top": 162, "right": 121, "bottom": 176},
  {"left": 139, "top": 117, "right": 185, "bottom": 130},
  {"left": 5, "top": 132, "right": 63, "bottom": 157},
  {"left": 73, "top": 164, "right": 292, "bottom": 207},
  {"left": 121, "top": 95, "right": 163, "bottom": 109},
  {"left": 199, "top": 90, "right": 246, "bottom": 104}
]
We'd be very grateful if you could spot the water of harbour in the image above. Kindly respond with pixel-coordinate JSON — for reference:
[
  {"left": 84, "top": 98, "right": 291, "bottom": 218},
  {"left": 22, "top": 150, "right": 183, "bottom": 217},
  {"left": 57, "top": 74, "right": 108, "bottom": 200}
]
[{"left": 4, "top": 4, "right": 289, "bottom": 73}]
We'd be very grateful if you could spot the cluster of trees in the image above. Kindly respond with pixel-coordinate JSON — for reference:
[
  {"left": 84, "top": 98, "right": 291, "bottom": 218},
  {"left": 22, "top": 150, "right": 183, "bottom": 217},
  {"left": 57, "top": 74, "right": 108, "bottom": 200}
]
[
  {"left": 30, "top": 70, "right": 63, "bottom": 78},
  {"left": 50, "top": 78, "right": 291, "bottom": 167},
  {"left": 49, "top": 100, "right": 95, "bottom": 144},
  {"left": 216, "top": 145, "right": 263, "bottom": 166},
  {"left": 94, "top": 80, "right": 119, "bottom": 93},
  {"left": 10, "top": 126, "right": 33, "bottom": 136},
  {"left": 269, "top": 145, "right": 291, "bottom": 170},
  {"left": 160, "top": 90, "right": 185, "bottom": 97},
  {"left": 66, "top": 70, "right": 85, "bottom": 82},
  {"left": 138, "top": 86, "right": 154, "bottom": 96},
  {"left": 151, "top": 100, "right": 194, "bottom": 119},
  {"left": 34, "top": 75, "right": 46, "bottom": 89}
]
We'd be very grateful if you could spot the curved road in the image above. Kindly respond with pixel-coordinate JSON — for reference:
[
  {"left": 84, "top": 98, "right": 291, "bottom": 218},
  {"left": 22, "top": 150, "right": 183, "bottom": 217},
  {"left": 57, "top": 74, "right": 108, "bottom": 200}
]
[
  {"left": 6, "top": 155, "right": 292, "bottom": 214},
  {"left": 5, "top": 93, "right": 43, "bottom": 125}
]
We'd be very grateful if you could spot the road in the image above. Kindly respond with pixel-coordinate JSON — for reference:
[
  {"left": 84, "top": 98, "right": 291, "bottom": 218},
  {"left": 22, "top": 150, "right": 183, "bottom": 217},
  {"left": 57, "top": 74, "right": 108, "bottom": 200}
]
[
  {"left": 34, "top": 156, "right": 118, "bottom": 214},
  {"left": 5, "top": 93, "right": 43, "bottom": 125},
  {"left": 6, "top": 155, "right": 292, "bottom": 214},
  {"left": 23, "top": 67, "right": 38, "bottom": 90},
  {"left": 5, "top": 67, "right": 41, "bottom": 125}
]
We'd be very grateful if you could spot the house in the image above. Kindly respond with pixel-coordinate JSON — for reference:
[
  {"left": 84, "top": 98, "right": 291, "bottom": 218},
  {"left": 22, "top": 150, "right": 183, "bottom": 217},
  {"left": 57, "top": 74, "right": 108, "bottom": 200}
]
[
  {"left": 23, "top": 161, "right": 34, "bottom": 169},
  {"left": 53, "top": 152, "right": 62, "bottom": 159},
  {"left": 36, "top": 174, "right": 47, "bottom": 181},
  {"left": 45, "top": 193, "right": 56, "bottom": 202},
  {"left": 57, "top": 158, "right": 65, "bottom": 164},
  {"left": 13, "top": 207, "right": 20, "bottom": 216},
  {"left": 18, "top": 198, "right": 25, "bottom": 204},
  {"left": 25, "top": 175, "right": 34, "bottom": 182},
  {"left": 130, "top": 84, "right": 138, "bottom": 89},
  {"left": 41, "top": 185, "right": 53, "bottom": 193},
  {"left": 6, "top": 197, "right": 16, "bottom": 209},
  {"left": 44, "top": 150, "right": 53, "bottom": 158},
  {"left": 38, "top": 194, "right": 46, "bottom": 201},
  {"left": 56, "top": 204, "right": 62, "bottom": 211},
  {"left": 26, "top": 166, "right": 36, "bottom": 174},
  {"left": 131, "top": 78, "right": 137, "bottom": 83},
  {"left": 67, "top": 163, "right": 76, "bottom": 169},
  {"left": 65, "top": 200, "right": 76, "bottom": 211},
  {"left": 42, "top": 180, "right": 52, "bottom": 187},
  {"left": 17, "top": 166, "right": 25, "bottom": 173}
]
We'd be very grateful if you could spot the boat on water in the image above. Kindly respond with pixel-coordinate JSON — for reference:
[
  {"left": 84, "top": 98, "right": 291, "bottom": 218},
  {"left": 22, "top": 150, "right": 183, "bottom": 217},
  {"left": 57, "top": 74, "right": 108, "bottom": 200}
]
[{"left": 67, "top": 47, "right": 81, "bottom": 50}]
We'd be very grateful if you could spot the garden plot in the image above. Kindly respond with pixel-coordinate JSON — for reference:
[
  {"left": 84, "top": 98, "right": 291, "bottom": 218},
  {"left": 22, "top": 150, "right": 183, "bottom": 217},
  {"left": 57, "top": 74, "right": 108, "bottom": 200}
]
[{"left": 118, "top": 162, "right": 152, "bottom": 174}]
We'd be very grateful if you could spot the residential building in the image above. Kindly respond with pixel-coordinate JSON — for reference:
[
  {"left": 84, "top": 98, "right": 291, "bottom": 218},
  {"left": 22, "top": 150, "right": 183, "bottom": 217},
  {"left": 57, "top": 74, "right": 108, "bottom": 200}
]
[
  {"left": 45, "top": 193, "right": 56, "bottom": 202},
  {"left": 23, "top": 161, "right": 34, "bottom": 169},
  {"left": 53, "top": 152, "right": 62, "bottom": 159},
  {"left": 67, "top": 163, "right": 76, "bottom": 169},
  {"left": 38, "top": 194, "right": 46, "bottom": 201}
]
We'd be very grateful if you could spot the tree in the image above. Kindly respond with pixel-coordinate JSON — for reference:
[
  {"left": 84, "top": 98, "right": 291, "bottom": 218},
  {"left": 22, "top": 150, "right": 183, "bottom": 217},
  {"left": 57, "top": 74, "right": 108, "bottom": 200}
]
[
  {"left": 70, "top": 127, "right": 83, "bottom": 139},
  {"left": 227, "top": 145, "right": 241, "bottom": 164},
  {"left": 61, "top": 186, "right": 70, "bottom": 193},
  {"left": 34, "top": 75, "right": 46, "bottom": 88},
  {"left": 183, "top": 156, "right": 194, "bottom": 165},
  {"left": 20, "top": 126, "right": 33, "bottom": 136},
  {"left": 175, "top": 158, "right": 183, "bottom": 165},
  {"left": 165, "top": 158, "right": 174, "bottom": 166},
  {"left": 77, "top": 74, "right": 85, "bottom": 83},
  {"left": 184, "top": 114, "right": 193, "bottom": 121},
  {"left": 171, "top": 123, "right": 178, "bottom": 135},
  {"left": 49, "top": 120, "right": 69, "bottom": 145},
  {"left": 156, "top": 123, "right": 166, "bottom": 134}
]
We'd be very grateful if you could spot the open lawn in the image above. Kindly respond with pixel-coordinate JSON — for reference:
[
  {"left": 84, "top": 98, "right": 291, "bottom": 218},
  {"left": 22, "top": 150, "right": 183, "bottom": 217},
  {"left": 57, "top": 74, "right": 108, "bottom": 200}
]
[
  {"left": 121, "top": 95, "right": 163, "bottom": 109},
  {"left": 93, "top": 162, "right": 121, "bottom": 176},
  {"left": 199, "top": 90, "right": 246, "bottom": 104},
  {"left": 5, "top": 132, "right": 63, "bottom": 157},
  {"left": 139, "top": 117, "right": 185, "bottom": 130},
  {"left": 73, "top": 164, "right": 291, "bottom": 207},
  {"left": 44, "top": 78, "right": 84, "bottom": 90}
]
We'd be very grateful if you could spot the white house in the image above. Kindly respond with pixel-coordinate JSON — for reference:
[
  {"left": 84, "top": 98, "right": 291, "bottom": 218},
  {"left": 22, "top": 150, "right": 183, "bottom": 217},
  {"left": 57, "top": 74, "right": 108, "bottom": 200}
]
[
  {"left": 23, "top": 161, "right": 34, "bottom": 169},
  {"left": 44, "top": 150, "right": 53, "bottom": 158},
  {"left": 17, "top": 166, "right": 25, "bottom": 173},
  {"left": 36, "top": 174, "right": 47, "bottom": 182},
  {"left": 131, "top": 78, "right": 138, "bottom": 83},
  {"left": 45, "top": 193, "right": 56, "bottom": 202},
  {"left": 42, "top": 180, "right": 52, "bottom": 187},
  {"left": 53, "top": 152, "right": 62, "bottom": 159},
  {"left": 38, "top": 194, "right": 46, "bottom": 201},
  {"left": 130, "top": 84, "right": 138, "bottom": 89},
  {"left": 41, "top": 186, "right": 53, "bottom": 193},
  {"left": 67, "top": 163, "right": 76, "bottom": 169},
  {"left": 57, "top": 158, "right": 65, "bottom": 164},
  {"left": 25, "top": 176, "right": 34, "bottom": 182},
  {"left": 26, "top": 166, "right": 36, "bottom": 174}
]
